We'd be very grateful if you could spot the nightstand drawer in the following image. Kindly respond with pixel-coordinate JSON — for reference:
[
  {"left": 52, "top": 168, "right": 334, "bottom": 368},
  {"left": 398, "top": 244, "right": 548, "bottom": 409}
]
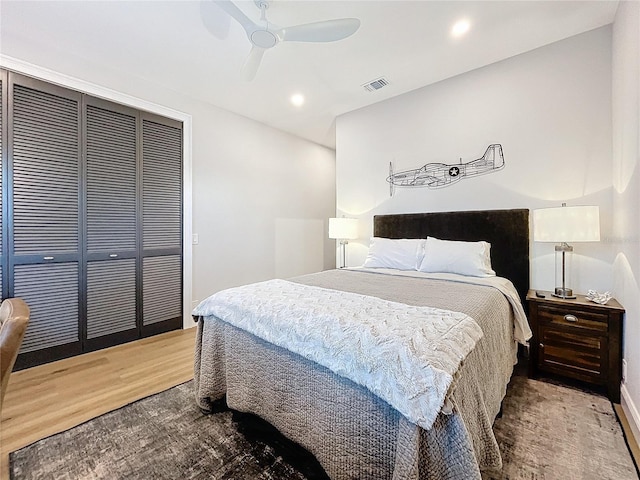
[
  {"left": 537, "top": 304, "right": 608, "bottom": 333},
  {"left": 539, "top": 327, "right": 605, "bottom": 379}
]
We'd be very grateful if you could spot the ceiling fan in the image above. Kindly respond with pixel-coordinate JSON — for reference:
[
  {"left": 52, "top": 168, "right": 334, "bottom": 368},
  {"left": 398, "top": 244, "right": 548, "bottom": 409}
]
[{"left": 202, "top": 0, "right": 361, "bottom": 81}]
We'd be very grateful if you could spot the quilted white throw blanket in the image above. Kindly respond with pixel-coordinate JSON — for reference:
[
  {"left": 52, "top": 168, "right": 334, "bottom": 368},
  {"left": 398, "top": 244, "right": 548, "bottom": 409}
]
[{"left": 193, "top": 279, "right": 483, "bottom": 430}]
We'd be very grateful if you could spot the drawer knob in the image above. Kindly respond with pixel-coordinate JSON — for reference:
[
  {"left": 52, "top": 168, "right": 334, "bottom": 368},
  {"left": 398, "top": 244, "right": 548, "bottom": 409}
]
[
  {"left": 539, "top": 343, "right": 544, "bottom": 348},
  {"left": 564, "top": 314, "right": 578, "bottom": 322}
]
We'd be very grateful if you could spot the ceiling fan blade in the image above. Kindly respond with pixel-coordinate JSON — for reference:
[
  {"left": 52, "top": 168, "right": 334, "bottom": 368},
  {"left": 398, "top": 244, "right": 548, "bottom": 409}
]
[
  {"left": 279, "top": 18, "right": 361, "bottom": 43},
  {"left": 200, "top": 0, "right": 230, "bottom": 39},
  {"left": 242, "top": 46, "right": 266, "bottom": 81},
  {"left": 212, "top": 0, "right": 257, "bottom": 34}
]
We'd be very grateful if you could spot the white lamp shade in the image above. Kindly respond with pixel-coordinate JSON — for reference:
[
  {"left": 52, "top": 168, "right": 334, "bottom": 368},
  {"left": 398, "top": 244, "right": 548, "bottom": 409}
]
[
  {"left": 533, "top": 205, "right": 600, "bottom": 242},
  {"left": 329, "top": 218, "right": 358, "bottom": 240}
]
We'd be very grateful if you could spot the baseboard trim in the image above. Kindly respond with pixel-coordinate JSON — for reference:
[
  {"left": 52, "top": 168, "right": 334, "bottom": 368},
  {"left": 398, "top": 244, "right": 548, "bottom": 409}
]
[
  {"left": 622, "top": 384, "right": 640, "bottom": 440},
  {"left": 620, "top": 384, "right": 640, "bottom": 471}
]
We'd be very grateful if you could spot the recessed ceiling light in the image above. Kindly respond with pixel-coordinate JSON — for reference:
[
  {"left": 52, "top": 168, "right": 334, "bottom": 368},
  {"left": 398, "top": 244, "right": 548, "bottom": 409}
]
[
  {"left": 290, "top": 93, "right": 305, "bottom": 107},
  {"left": 451, "top": 19, "right": 471, "bottom": 38}
]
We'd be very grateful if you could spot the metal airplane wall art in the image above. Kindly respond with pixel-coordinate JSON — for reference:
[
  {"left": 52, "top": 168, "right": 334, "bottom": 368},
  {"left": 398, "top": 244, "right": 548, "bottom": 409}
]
[{"left": 386, "top": 144, "right": 505, "bottom": 196}]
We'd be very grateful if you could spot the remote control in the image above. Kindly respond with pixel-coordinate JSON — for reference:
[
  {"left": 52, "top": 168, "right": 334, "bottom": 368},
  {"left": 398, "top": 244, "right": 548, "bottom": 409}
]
[{"left": 535, "top": 291, "right": 546, "bottom": 298}]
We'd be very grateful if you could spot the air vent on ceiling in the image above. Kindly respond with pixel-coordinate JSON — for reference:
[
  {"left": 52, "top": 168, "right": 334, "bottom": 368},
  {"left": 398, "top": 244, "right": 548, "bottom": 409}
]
[{"left": 362, "top": 77, "right": 390, "bottom": 92}]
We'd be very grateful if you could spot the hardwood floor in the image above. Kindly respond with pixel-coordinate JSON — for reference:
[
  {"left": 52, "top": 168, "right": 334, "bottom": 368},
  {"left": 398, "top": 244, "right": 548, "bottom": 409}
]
[{"left": 0, "top": 328, "right": 196, "bottom": 480}]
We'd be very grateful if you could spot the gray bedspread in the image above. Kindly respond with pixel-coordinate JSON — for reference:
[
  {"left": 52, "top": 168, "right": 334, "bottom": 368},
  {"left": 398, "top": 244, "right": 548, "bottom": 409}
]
[{"left": 194, "top": 269, "right": 519, "bottom": 479}]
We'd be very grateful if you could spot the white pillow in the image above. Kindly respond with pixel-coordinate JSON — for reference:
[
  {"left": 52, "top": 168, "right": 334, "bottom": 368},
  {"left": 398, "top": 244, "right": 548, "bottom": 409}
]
[
  {"left": 363, "top": 237, "right": 425, "bottom": 270},
  {"left": 418, "top": 236, "right": 496, "bottom": 277}
]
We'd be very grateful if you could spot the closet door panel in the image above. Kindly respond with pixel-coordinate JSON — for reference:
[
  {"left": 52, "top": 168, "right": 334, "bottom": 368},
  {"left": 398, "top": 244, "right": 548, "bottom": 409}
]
[
  {"left": 86, "top": 259, "right": 136, "bottom": 339},
  {"left": 141, "top": 116, "right": 182, "bottom": 333},
  {"left": 86, "top": 104, "right": 137, "bottom": 254},
  {"left": 142, "top": 118, "right": 182, "bottom": 251},
  {"left": 14, "top": 262, "right": 79, "bottom": 352},
  {"left": 1, "top": 72, "right": 5, "bottom": 299},
  {"left": 1, "top": 73, "right": 4, "bottom": 258},
  {"left": 12, "top": 83, "right": 80, "bottom": 255},
  {"left": 10, "top": 76, "right": 82, "bottom": 369},
  {"left": 142, "top": 255, "right": 181, "bottom": 327},
  {"left": 84, "top": 101, "right": 139, "bottom": 347}
]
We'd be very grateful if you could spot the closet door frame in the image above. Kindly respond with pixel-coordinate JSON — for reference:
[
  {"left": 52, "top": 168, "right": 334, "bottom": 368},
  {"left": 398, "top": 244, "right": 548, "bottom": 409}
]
[{"left": 9, "top": 72, "right": 84, "bottom": 368}]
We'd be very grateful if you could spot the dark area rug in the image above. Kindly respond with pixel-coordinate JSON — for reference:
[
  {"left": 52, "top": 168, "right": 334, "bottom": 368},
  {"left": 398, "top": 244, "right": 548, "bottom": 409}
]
[
  {"left": 10, "top": 376, "right": 638, "bottom": 479},
  {"left": 488, "top": 375, "right": 638, "bottom": 479}
]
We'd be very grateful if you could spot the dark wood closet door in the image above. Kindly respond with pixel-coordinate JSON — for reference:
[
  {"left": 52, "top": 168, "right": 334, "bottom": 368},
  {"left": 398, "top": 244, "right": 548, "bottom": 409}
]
[
  {"left": 0, "top": 71, "right": 6, "bottom": 300},
  {"left": 10, "top": 74, "right": 82, "bottom": 368},
  {"left": 141, "top": 115, "right": 182, "bottom": 335},
  {"left": 84, "top": 100, "right": 139, "bottom": 350}
]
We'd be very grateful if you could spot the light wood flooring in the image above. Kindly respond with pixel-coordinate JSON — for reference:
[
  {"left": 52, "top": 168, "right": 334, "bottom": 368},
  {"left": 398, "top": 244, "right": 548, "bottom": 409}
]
[{"left": 0, "top": 328, "right": 196, "bottom": 480}]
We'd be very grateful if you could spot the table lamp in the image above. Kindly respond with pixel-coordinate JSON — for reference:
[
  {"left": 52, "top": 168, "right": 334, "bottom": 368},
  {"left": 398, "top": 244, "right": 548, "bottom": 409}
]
[
  {"left": 533, "top": 204, "right": 600, "bottom": 299},
  {"left": 329, "top": 218, "right": 358, "bottom": 268}
]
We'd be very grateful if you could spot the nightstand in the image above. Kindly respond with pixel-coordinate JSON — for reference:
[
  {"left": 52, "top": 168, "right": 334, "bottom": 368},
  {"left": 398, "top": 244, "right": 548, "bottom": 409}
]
[{"left": 527, "top": 290, "right": 625, "bottom": 403}]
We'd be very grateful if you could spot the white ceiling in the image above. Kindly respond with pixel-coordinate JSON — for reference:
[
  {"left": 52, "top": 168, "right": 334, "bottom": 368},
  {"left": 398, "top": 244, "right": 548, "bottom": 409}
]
[{"left": 0, "top": 1, "right": 618, "bottom": 149}]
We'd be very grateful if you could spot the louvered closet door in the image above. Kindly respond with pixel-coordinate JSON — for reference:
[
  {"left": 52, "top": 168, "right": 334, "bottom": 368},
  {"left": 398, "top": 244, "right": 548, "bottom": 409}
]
[
  {"left": 84, "top": 100, "right": 138, "bottom": 349},
  {"left": 141, "top": 115, "right": 182, "bottom": 334},
  {"left": 1, "top": 71, "right": 6, "bottom": 300},
  {"left": 10, "top": 74, "right": 82, "bottom": 366}
]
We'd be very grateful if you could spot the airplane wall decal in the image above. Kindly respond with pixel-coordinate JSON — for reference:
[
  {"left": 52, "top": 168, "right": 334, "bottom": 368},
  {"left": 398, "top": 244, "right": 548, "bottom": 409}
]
[{"left": 386, "top": 144, "right": 505, "bottom": 196}]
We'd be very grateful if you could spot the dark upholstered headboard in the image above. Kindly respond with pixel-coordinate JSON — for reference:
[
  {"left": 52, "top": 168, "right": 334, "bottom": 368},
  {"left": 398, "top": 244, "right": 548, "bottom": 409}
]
[{"left": 373, "top": 209, "right": 530, "bottom": 304}]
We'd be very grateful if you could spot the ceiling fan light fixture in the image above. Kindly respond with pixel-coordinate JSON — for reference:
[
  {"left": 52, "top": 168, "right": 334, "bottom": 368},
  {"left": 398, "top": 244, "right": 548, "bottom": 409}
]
[{"left": 451, "top": 19, "right": 471, "bottom": 38}]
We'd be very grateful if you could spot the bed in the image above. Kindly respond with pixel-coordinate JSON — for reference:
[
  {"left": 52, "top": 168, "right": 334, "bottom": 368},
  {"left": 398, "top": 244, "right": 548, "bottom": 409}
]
[{"left": 193, "top": 209, "right": 531, "bottom": 479}]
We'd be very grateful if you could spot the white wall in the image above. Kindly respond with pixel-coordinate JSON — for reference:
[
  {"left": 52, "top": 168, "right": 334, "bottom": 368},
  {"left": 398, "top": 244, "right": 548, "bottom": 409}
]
[
  {"left": 336, "top": 27, "right": 613, "bottom": 295},
  {"left": 0, "top": 52, "right": 336, "bottom": 328},
  {"left": 191, "top": 105, "right": 336, "bottom": 302},
  {"left": 612, "top": 1, "right": 640, "bottom": 437}
]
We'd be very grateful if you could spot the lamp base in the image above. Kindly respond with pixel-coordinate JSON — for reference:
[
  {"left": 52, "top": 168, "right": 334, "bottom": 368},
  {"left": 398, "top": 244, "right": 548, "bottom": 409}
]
[
  {"left": 553, "top": 287, "right": 576, "bottom": 299},
  {"left": 338, "top": 240, "right": 348, "bottom": 269}
]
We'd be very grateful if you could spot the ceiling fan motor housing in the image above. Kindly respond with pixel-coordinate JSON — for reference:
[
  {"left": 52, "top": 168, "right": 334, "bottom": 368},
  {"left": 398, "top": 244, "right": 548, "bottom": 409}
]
[{"left": 251, "top": 29, "right": 278, "bottom": 48}]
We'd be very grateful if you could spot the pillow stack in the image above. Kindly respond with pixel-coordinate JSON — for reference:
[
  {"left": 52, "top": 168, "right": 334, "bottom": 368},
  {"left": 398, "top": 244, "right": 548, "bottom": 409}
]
[{"left": 363, "top": 236, "right": 495, "bottom": 277}]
